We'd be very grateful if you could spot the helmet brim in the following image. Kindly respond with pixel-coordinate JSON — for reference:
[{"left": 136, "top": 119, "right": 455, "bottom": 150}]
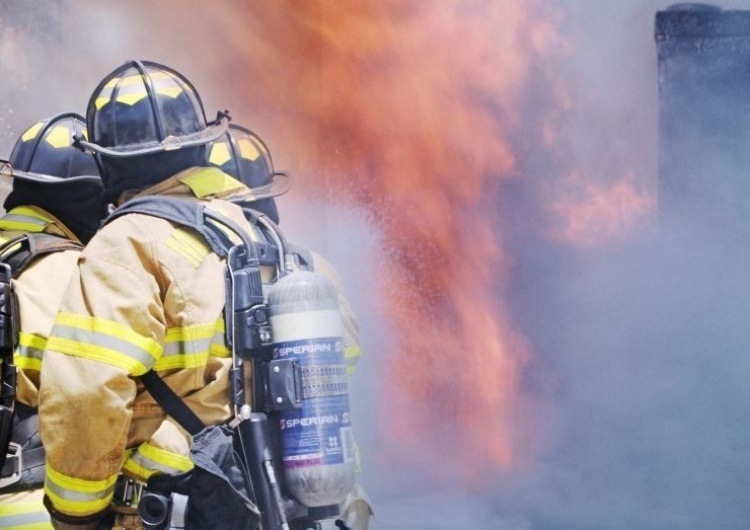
[
  {"left": 78, "top": 114, "right": 230, "bottom": 158},
  {"left": 230, "top": 172, "right": 292, "bottom": 201},
  {"left": 0, "top": 161, "right": 103, "bottom": 186}
]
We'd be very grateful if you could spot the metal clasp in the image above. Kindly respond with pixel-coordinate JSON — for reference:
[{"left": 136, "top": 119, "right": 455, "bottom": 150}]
[
  {"left": 114, "top": 476, "right": 146, "bottom": 507},
  {"left": 0, "top": 442, "right": 22, "bottom": 489}
]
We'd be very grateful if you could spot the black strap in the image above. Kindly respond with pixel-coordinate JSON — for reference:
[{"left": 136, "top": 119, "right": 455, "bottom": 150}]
[
  {"left": 0, "top": 233, "right": 83, "bottom": 279},
  {"left": 105, "top": 196, "right": 235, "bottom": 257},
  {"left": 10, "top": 412, "right": 38, "bottom": 446},
  {"left": 106, "top": 197, "right": 241, "bottom": 437},
  {"left": 286, "top": 242, "right": 315, "bottom": 272},
  {"left": 140, "top": 371, "right": 205, "bottom": 436},
  {"left": 1, "top": 412, "right": 45, "bottom": 478},
  {"left": 1, "top": 445, "right": 44, "bottom": 477}
]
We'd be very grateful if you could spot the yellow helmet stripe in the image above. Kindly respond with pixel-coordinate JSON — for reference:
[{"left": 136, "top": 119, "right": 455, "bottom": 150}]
[
  {"left": 44, "top": 125, "right": 74, "bottom": 149},
  {"left": 209, "top": 142, "right": 232, "bottom": 166},
  {"left": 237, "top": 138, "right": 261, "bottom": 161},
  {"left": 96, "top": 71, "right": 185, "bottom": 108},
  {"left": 21, "top": 122, "right": 44, "bottom": 142}
]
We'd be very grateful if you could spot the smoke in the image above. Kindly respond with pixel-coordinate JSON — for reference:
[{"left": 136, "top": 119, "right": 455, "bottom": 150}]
[
  {"left": 4, "top": 1, "right": 750, "bottom": 528},
  {"left": 498, "top": 2, "right": 750, "bottom": 529}
]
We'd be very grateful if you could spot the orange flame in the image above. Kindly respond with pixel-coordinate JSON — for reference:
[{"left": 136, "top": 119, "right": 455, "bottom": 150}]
[
  {"left": 90, "top": 0, "right": 570, "bottom": 477},
  {"left": 240, "top": 1, "right": 560, "bottom": 473},
  {"left": 548, "top": 170, "right": 656, "bottom": 246}
]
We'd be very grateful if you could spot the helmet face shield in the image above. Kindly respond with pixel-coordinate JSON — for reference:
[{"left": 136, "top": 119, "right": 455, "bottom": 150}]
[
  {"left": 1, "top": 113, "right": 101, "bottom": 185},
  {"left": 209, "top": 124, "right": 291, "bottom": 200},
  {"left": 83, "top": 60, "right": 228, "bottom": 158}
]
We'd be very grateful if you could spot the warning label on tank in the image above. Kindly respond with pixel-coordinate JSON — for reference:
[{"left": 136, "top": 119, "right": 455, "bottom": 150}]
[{"left": 276, "top": 337, "right": 353, "bottom": 468}]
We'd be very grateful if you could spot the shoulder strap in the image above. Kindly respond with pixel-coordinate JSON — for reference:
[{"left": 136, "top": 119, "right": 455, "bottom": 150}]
[
  {"left": 286, "top": 242, "right": 315, "bottom": 272},
  {"left": 241, "top": 207, "right": 314, "bottom": 272},
  {"left": 105, "top": 196, "right": 235, "bottom": 257},
  {"left": 0, "top": 234, "right": 83, "bottom": 279},
  {"left": 105, "top": 196, "right": 246, "bottom": 436},
  {"left": 140, "top": 372, "right": 204, "bottom": 436}
]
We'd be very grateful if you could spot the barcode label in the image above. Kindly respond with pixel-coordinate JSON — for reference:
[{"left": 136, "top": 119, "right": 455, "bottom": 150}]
[{"left": 341, "top": 426, "right": 354, "bottom": 463}]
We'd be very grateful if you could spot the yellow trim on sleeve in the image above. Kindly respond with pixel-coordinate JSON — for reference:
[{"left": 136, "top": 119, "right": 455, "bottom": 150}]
[{"left": 44, "top": 465, "right": 117, "bottom": 516}]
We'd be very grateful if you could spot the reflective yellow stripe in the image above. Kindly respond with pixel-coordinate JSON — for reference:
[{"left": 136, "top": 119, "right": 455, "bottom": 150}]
[
  {"left": 0, "top": 499, "right": 52, "bottom": 529},
  {"left": 155, "top": 320, "right": 228, "bottom": 370},
  {"left": 44, "top": 465, "right": 117, "bottom": 516},
  {"left": 7, "top": 207, "right": 54, "bottom": 223},
  {"left": 14, "top": 332, "right": 47, "bottom": 371},
  {"left": 47, "top": 313, "right": 162, "bottom": 376},
  {"left": 344, "top": 345, "right": 361, "bottom": 375},
  {"left": 181, "top": 168, "right": 244, "bottom": 198},
  {"left": 0, "top": 207, "right": 54, "bottom": 233},
  {"left": 165, "top": 228, "right": 210, "bottom": 268},
  {"left": 122, "top": 442, "right": 193, "bottom": 481}
]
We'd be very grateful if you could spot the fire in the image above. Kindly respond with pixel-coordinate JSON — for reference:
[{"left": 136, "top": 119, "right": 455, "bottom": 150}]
[
  {"left": 548, "top": 170, "right": 656, "bottom": 246},
  {"left": 76, "top": 0, "right": 573, "bottom": 477},
  {"left": 242, "top": 1, "right": 559, "bottom": 473}
]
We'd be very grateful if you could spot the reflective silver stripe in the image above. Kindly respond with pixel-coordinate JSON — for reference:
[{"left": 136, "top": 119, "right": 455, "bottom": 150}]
[
  {"left": 0, "top": 213, "right": 49, "bottom": 229},
  {"left": 157, "top": 323, "right": 227, "bottom": 369},
  {"left": 163, "top": 334, "right": 213, "bottom": 358},
  {"left": 0, "top": 511, "right": 51, "bottom": 527},
  {"left": 210, "top": 327, "right": 229, "bottom": 356},
  {"left": 128, "top": 451, "right": 184, "bottom": 476},
  {"left": 44, "top": 477, "right": 116, "bottom": 503},
  {"left": 17, "top": 342, "right": 44, "bottom": 362},
  {"left": 50, "top": 322, "right": 157, "bottom": 372},
  {"left": 1, "top": 213, "right": 50, "bottom": 226}
]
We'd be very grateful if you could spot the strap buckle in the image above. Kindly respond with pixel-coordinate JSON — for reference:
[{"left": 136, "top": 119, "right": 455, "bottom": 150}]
[
  {"left": 114, "top": 475, "right": 146, "bottom": 507},
  {"left": 0, "top": 442, "right": 22, "bottom": 489}
]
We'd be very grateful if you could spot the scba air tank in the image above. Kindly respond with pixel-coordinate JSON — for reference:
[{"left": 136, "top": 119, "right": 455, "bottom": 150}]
[{"left": 268, "top": 270, "right": 356, "bottom": 509}]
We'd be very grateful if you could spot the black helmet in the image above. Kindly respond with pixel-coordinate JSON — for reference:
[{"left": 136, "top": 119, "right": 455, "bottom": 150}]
[
  {"left": 1, "top": 113, "right": 100, "bottom": 184},
  {"left": 79, "top": 60, "right": 230, "bottom": 201},
  {"left": 2, "top": 113, "right": 105, "bottom": 244},
  {"left": 208, "top": 124, "right": 290, "bottom": 223}
]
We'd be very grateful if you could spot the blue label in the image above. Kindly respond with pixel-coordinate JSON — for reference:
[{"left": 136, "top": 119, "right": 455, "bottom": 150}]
[{"left": 274, "top": 337, "right": 353, "bottom": 468}]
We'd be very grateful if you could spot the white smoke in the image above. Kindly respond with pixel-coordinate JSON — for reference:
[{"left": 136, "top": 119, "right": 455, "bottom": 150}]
[{"left": 5, "top": 1, "right": 750, "bottom": 529}]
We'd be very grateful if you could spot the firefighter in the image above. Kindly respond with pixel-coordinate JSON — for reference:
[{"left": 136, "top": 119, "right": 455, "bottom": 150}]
[
  {"left": 36, "top": 61, "right": 265, "bottom": 529},
  {"left": 208, "top": 124, "right": 373, "bottom": 529},
  {"left": 0, "top": 114, "right": 105, "bottom": 529},
  {"left": 207, "top": 124, "right": 363, "bottom": 374}
]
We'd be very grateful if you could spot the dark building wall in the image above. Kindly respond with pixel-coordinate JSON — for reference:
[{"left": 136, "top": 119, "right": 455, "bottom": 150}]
[{"left": 656, "top": 4, "right": 750, "bottom": 241}]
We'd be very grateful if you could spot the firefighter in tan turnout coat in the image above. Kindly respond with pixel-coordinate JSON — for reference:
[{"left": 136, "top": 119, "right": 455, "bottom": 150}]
[
  {"left": 0, "top": 113, "right": 105, "bottom": 530},
  {"left": 38, "top": 60, "right": 371, "bottom": 529}
]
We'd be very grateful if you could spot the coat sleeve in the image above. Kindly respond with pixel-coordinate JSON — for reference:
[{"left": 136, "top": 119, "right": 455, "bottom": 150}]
[{"left": 38, "top": 217, "right": 166, "bottom": 519}]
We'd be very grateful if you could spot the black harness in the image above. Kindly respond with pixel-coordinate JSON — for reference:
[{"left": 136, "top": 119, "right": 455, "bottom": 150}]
[{"left": 0, "top": 232, "right": 83, "bottom": 492}]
